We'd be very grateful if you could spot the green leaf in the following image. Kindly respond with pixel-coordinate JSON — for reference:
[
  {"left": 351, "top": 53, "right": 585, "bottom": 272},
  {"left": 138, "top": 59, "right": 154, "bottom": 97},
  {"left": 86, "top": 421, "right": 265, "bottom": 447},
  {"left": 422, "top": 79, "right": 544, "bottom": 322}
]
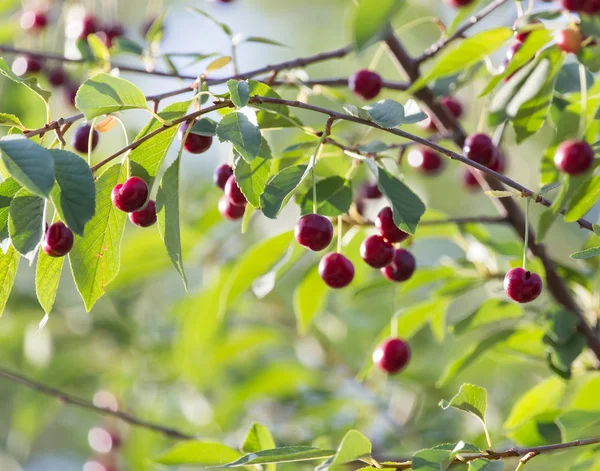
[
  {"left": 8, "top": 189, "right": 44, "bottom": 259},
  {"left": 403, "top": 99, "right": 427, "bottom": 124},
  {"left": 234, "top": 153, "right": 271, "bottom": 208},
  {"left": 156, "top": 441, "right": 241, "bottom": 466},
  {"left": 216, "top": 111, "right": 262, "bottom": 162},
  {"left": 0, "top": 112, "right": 23, "bottom": 129},
  {"left": 0, "top": 137, "right": 55, "bottom": 198},
  {"left": 69, "top": 164, "right": 126, "bottom": 311},
  {"left": 190, "top": 117, "right": 218, "bottom": 136},
  {"left": 570, "top": 246, "right": 600, "bottom": 260},
  {"left": 411, "top": 28, "right": 513, "bottom": 91},
  {"left": 35, "top": 245, "right": 64, "bottom": 314},
  {"left": 227, "top": 80, "right": 250, "bottom": 108},
  {"left": 145, "top": 13, "right": 166, "bottom": 47},
  {"left": 361, "top": 100, "right": 405, "bottom": 128},
  {"left": 129, "top": 100, "right": 191, "bottom": 187},
  {"left": 215, "top": 447, "right": 336, "bottom": 467},
  {"left": 48, "top": 149, "right": 95, "bottom": 236},
  {"left": 0, "top": 57, "right": 51, "bottom": 103},
  {"left": 453, "top": 299, "right": 522, "bottom": 334},
  {"left": 469, "top": 460, "right": 504, "bottom": 471},
  {"left": 440, "top": 383, "right": 487, "bottom": 424},
  {"left": 377, "top": 168, "right": 426, "bottom": 235},
  {"left": 504, "top": 377, "right": 566, "bottom": 429},
  {"left": 411, "top": 448, "right": 452, "bottom": 471},
  {"left": 0, "top": 245, "right": 19, "bottom": 318},
  {"left": 0, "top": 177, "right": 21, "bottom": 248},
  {"left": 447, "top": 0, "right": 483, "bottom": 35},
  {"left": 394, "top": 299, "right": 450, "bottom": 340},
  {"left": 352, "top": 0, "right": 403, "bottom": 52},
  {"left": 565, "top": 176, "right": 600, "bottom": 222},
  {"left": 328, "top": 430, "right": 371, "bottom": 467},
  {"left": 260, "top": 165, "right": 309, "bottom": 219},
  {"left": 247, "top": 80, "right": 293, "bottom": 128},
  {"left": 75, "top": 73, "right": 148, "bottom": 120},
  {"left": 242, "top": 422, "right": 276, "bottom": 453},
  {"left": 242, "top": 36, "right": 288, "bottom": 47},
  {"left": 156, "top": 158, "right": 186, "bottom": 288},
  {"left": 111, "top": 37, "right": 145, "bottom": 56},
  {"left": 300, "top": 176, "right": 352, "bottom": 217},
  {"left": 294, "top": 266, "right": 329, "bottom": 334},
  {"left": 556, "top": 63, "right": 593, "bottom": 94},
  {"left": 577, "top": 44, "right": 600, "bottom": 72},
  {"left": 556, "top": 410, "right": 600, "bottom": 442},
  {"left": 188, "top": 7, "right": 233, "bottom": 36},
  {"left": 87, "top": 33, "right": 110, "bottom": 63}
]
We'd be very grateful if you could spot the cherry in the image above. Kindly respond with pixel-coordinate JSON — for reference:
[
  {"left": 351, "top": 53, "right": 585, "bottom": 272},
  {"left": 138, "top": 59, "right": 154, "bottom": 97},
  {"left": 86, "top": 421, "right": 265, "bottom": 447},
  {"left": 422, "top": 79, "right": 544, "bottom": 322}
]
[
  {"left": 11, "top": 55, "right": 42, "bottom": 77},
  {"left": 445, "top": 0, "right": 475, "bottom": 6},
  {"left": 224, "top": 175, "right": 247, "bottom": 207},
  {"left": 407, "top": 146, "right": 444, "bottom": 174},
  {"left": 421, "top": 96, "right": 463, "bottom": 131},
  {"left": 360, "top": 235, "right": 394, "bottom": 268},
  {"left": 20, "top": 10, "right": 48, "bottom": 32},
  {"left": 464, "top": 133, "right": 497, "bottom": 167},
  {"left": 556, "top": 29, "right": 583, "bottom": 54},
  {"left": 319, "top": 253, "right": 355, "bottom": 289},
  {"left": 360, "top": 182, "right": 382, "bottom": 199},
  {"left": 46, "top": 67, "right": 67, "bottom": 87},
  {"left": 42, "top": 222, "right": 74, "bottom": 257},
  {"left": 214, "top": 164, "right": 234, "bottom": 190},
  {"left": 504, "top": 267, "right": 542, "bottom": 303},
  {"left": 218, "top": 196, "right": 245, "bottom": 220},
  {"left": 72, "top": 124, "right": 99, "bottom": 154},
  {"left": 375, "top": 207, "right": 409, "bottom": 244},
  {"left": 178, "top": 122, "right": 213, "bottom": 154},
  {"left": 582, "top": 0, "right": 600, "bottom": 13},
  {"left": 129, "top": 200, "right": 157, "bottom": 227},
  {"left": 381, "top": 248, "right": 416, "bottom": 282},
  {"left": 554, "top": 140, "right": 594, "bottom": 175},
  {"left": 560, "top": 0, "right": 599, "bottom": 12},
  {"left": 102, "top": 23, "right": 125, "bottom": 47},
  {"left": 348, "top": 69, "right": 383, "bottom": 100},
  {"left": 64, "top": 82, "right": 79, "bottom": 107},
  {"left": 373, "top": 337, "right": 411, "bottom": 374},
  {"left": 463, "top": 153, "right": 506, "bottom": 190},
  {"left": 111, "top": 177, "right": 149, "bottom": 213},
  {"left": 295, "top": 214, "right": 334, "bottom": 252},
  {"left": 77, "top": 14, "right": 99, "bottom": 40}
]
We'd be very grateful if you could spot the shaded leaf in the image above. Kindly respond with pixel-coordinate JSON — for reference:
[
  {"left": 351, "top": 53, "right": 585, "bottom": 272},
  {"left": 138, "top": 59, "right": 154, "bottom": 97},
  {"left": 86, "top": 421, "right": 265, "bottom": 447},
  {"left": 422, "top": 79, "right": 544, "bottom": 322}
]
[
  {"left": 227, "top": 79, "right": 250, "bottom": 108},
  {"left": 8, "top": 188, "right": 44, "bottom": 259},
  {"left": 216, "top": 111, "right": 262, "bottom": 162},
  {"left": 260, "top": 165, "right": 309, "bottom": 218},
  {"left": 570, "top": 246, "right": 600, "bottom": 260},
  {"left": 190, "top": 117, "right": 218, "bottom": 136},
  {"left": 440, "top": 383, "right": 487, "bottom": 423},
  {"left": 234, "top": 153, "right": 271, "bottom": 208},
  {"left": 377, "top": 168, "right": 426, "bottom": 235},
  {"left": 300, "top": 176, "right": 352, "bottom": 217},
  {"left": 0, "top": 57, "right": 51, "bottom": 103},
  {"left": 352, "top": 0, "right": 403, "bottom": 52}
]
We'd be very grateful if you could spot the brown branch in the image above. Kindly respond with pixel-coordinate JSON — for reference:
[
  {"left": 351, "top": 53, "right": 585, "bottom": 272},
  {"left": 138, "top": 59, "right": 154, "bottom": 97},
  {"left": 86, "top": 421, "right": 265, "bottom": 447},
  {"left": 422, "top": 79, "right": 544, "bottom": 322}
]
[
  {"left": 415, "top": 0, "right": 511, "bottom": 64},
  {"left": 0, "top": 366, "right": 195, "bottom": 440}
]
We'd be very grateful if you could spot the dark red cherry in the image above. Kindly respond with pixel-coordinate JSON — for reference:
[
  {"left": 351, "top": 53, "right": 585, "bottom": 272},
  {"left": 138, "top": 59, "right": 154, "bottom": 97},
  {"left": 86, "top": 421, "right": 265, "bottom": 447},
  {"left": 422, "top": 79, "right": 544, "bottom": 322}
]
[
  {"left": 20, "top": 10, "right": 48, "bottom": 31},
  {"left": 375, "top": 207, "right": 409, "bottom": 244},
  {"left": 46, "top": 67, "right": 67, "bottom": 87},
  {"left": 464, "top": 133, "right": 497, "bottom": 167},
  {"left": 556, "top": 29, "right": 583, "bottom": 54},
  {"left": 349, "top": 69, "right": 383, "bottom": 100},
  {"left": 11, "top": 55, "right": 42, "bottom": 76},
  {"left": 319, "top": 253, "right": 355, "bottom": 289},
  {"left": 64, "top": 82, "right": 79, "bottom": 107},
  {"left": 295, "top": 214, "right": 334, "bottom": 252},
  {"left": 75, "top": 14, "right": 99, "bottom": 40},
  {"left": 72, "top": 124, "right": 99, "bottom": 154},
  {"left": 504, "top": 267, "right": 543, "bottom": 303},
  {"left": 360, "top": 235, "right": 394, "bottom": 268},
  {"left": 42, "top": 222, "right": 74, "bottom": 257},
  {"left": 420, "top": 96, "right": 463, "bottom": 131},
  {"left": 213, "top": 164, "right": 234, "bottom": 190},
  {"left": 582, "top": 0, "right": 600, "bottom": 13},
  {"left": 111, "top": 177, "right": 149, "bottom": 213},
  {"left": 407, "top": 146, "right": 444, "bottom": 174},
  {"left": 381, "top": 248, "right": 416, "bottom": 282},
  {"left": 129, "top": 200, "right": 157, "bottom": 227},
  {"left": 178, "top": 122, "right": 213, "bottom": 154},
  {"left": 445, "top": 0, "right": 475, "bottom": 6},
  {"left": 360, "top": 182, "right": 382, "bottom": 199},
  {"left": 218, "top": 196, "right": 245, "bottom": 220},
  {"left": 373, "top": 337, "right": 411, "bottom": 374},
  {"left": 224, "top": 175, "right": 247, "bottom": 207},
  {"left": 554, "top": 140, "right": 594, "bottom": 175}
]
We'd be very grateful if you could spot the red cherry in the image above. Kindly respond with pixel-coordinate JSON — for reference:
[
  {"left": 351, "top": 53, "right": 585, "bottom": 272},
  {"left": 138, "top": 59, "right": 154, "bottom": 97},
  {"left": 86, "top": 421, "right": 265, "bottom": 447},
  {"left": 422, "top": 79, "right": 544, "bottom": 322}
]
[
  {"left": 463, "top": 152, "right": 507, "bottom": 190},
  {"left": 360, "top": 235, "right": 394, "bottom": 268},
  {"left": 348, "top": 69, "right": 383, "bottom": 100},
  {"left": 582, "top": 0, "right": 600, "bottom": 13},
  {"left": 20, "top": 10, "right": 48, "bottom": 31},
  {"left": 556, "top": 29, "right": 583, "bottom": 54},
  {"left": 464, "top": 133, "right": 497, "bottom": 167},
  {"left": 360, "top": 182, "right": 382, "bottom": 199},
  {"left": 295, "top": 214, "right": 334, "bottom": 252},
  {"left": 224, "top": 175, "right": 247, "bottom": 207},
  {"left": 111, "top": 177, "right": 149, "bottom": 213},
  {"left": 75, "top": 14, "right": 99, "bottom": 40},
  {"left": 213, "top": 164, "right": 234, "bottom": 190},
  {"left": 560, "top": 0, "right": 589, "bottom": 11},
  {"left": 178, "top": 122, "right": 213, "bottom": 154},
  {"left": 46, "top": 67, "right": 67, "bottom": 87},
  {"left": 420, "top": 96, "right": 463, "bottom": 131},
  {"left": 375, "top": 207, "right": 409, "bottom": 244},
  {"left": 64, "top": 82, "right": 79, "bottom": 107},
  {"left": 407, "top": 146, "right": 444, "bottom": 174},
  {"left": 554, "top": 140, "right": 594, "bottom": 175},
  {"left": 129, "top": 200, "right": 157, "bottom": 227},
  {"left": 72, "top": 124, "right": 99, "bottom": 154},
  {"left": 218, "top": 196, "right": 245, "bottom": 220},
  {"left": 319, "top": 253, "right": 355, "bottom": 289},
  {"left": 11, "top": 55, "right": 42, "bottom": 77},
  {"left": 381, "top": 248, "right": 416, "bottom": 282},
  {"left": 42, "top": 222, "right": 74, "bottom": 257},
  {"left": 373, "top": 337, "right": 411, "bottom": 374},
  {"left": 504, "top": 267, "right": 543, "bottom": 303},
  {"left": 445, "top": 0, "right": 475, "bottom": 6}
]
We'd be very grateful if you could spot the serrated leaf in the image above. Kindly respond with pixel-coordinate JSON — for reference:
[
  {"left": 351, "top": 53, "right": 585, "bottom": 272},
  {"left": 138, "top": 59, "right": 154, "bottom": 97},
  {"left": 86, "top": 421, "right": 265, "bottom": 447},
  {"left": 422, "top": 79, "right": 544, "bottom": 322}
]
[
  {"left": 49, "top": 149, "right": 95, "bottom": 236},
  {"left": 0, "top": 112, "right": 23, "bottom": 129},
  {"left": 376, "top": 168, "right": 425, "bottom": 235},
  {"left": 469, "top": 460, "right": 503, "bottom": 471},
  {"left": 8, "top": 188, "right": 44, "bottom": 259},
  {"left": 242, "top": 423, "right": 276, "bottom": 471},
  {"left": 300, "top": 176, "right": 352, "bottom": 217},
  {"left": 215, "top": 447, "right": 336, "bottom": 467},
  {"left": 362, "top": 99, "right": 405, "bottom": 128},
  {"left": 75, "top": 73, "right": 148, "bottom": 120},
  {"left": 411, "top": 448, "right": 452, "bottom": 471},
  {"left": 35, "top": 245, "right": 64, "bottom": 314},
  {"left": 0, "top": 245, "right": 19, "bottom": 318},
  {"left": 504, "top": 377, "right": 566, "bottom": 429},
  {"left": 216, "top": 111, "right": 262, "bottom": 162},
  {"left": 206, "top": 56, "right": 232, "bottom": 73},
  {"left": 157, "top": 158, "right": 186, "bottom": 288},
  {"left": 352, "top": 0, "right": 403, "bottom": 52},
  {"left": 0, "top": 137, "right": 55, "bottom": 198},
  {"left": 247, "top": 80, "right": 292, "bottom": 128},
  {"left": 156, "top": 441, "right": 241, "bottom": 466},
  {"left": 0, "top": 57, "right": 51, "bottom": 103},
  {"left": 440, "top": 383, "right": 487, "bottom": 423},
  {"left": 570, "top": 246, "right": 600, "bottom": 260},
  {"left": 294, "top": 266, "right": 329, "bottom": 334},
  {"left": 191, "top": 117, "right": 217, "bottom": 136},
  {"left": 565, "top": 176, "right": 600, "bottom": 222},
  {"left": 234, "top": 153, "right": 271, "bottom": 208},
  {"left": 69, "top": 164, "right": 126, "bottom": 311},
  {"left": 260, "top": 165, "right": 308, "bottom": 219},
  {"left": 227, "top": 80, "right": 250, "bottom": 108}
]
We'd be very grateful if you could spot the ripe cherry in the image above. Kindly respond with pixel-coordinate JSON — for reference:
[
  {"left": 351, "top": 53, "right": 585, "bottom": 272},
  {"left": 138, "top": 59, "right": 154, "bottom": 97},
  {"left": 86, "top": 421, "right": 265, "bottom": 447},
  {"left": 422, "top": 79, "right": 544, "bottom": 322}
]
[
  {"left": 373, "top": 337, "right": 411, "bottom": 374},
  {"left": 504, "top": 267, "right": 542, "bottom": 303},
  {"left": 319, "top": 253, "right": 355, "bottom": 288},
  {"left": 554, "top": 140, "right": 594, "bottom": 175},
  {"left": 349, "top": 69, "right": 383, "bottom": 100},
  {"left": 47, "top": 67, "right": 67, "bottom": 87},
  {"left": 463, "top": 152, "right": 507, "bottom": 190},
  {"left": 65, "top": 82, "right": 79, "bottom": 107},
  {"left": 360, "top": 235, "right": 394, "bottom": 268},
  {"left": 360, "top": 182, "right": 382, "bottom": 199},
  {"left": 421, "top": 96, "right": 463, "bottom": 131},
  {"left": 20, "top": 10, "right": 48, "bottom": 32},
  {"left": 72, "top": 124, "right": 99, "bottom": 154},
  {"left": 11, "top": 55, "right": 42, "bottom": 77},
  {"left": 213, "top": 164, "right": 234, "bottom": 190},
  {"left": 224, "top": 175, "right": 247, "bottom": 207},
  {"left": 445, "top": 0, "right": 474, "bottom": 6},
  {"left": 218, "top": 196, "right": 245, "bottom": 220},
  {"left": 42, "top": 222, "right": 74, "bottom": 257},
  {"left": 407, "top": 146, "right": 444, "bottom": 174},
  {"left": 381, "top": 248, "right": 416, "bottom": 282},
  {"left": 375, "top": 207, "right": 409, "bottom": 244},
  {"left": 74, "top": 14, "right": 99, "bottom": 40},
  {"left": 129, "top": 200, "right": 157, "bottom": 227},
  {"left": 560, "top": 0, "right": 600, "bottom": 12},
  {"left": 178, "top": 122, "right": 213, "bottom": 154},
  {"left": 582, "top": 0, "right": 600, "bottom": 13},
  {"left": 100, "top": 23, "right": 125, "bottom": 48},
  {"left": 111, "top": 177, "right": 149, "bottom": 213},
  {"left": 295, "top": 214, "right": 334, "bottom": 252},
  {"left": 464, "top": 133, "right": 497, "bottom": 167},
  {"left": 556, "top": 29, "right": 583, "bottom": 54}
]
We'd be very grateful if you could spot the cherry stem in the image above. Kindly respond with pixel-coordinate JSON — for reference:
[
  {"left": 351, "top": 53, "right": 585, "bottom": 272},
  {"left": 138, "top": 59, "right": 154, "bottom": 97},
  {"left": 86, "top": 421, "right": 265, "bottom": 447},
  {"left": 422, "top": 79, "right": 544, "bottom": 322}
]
[
  {"left": 114, "top": 116, "right": 131, "bottom": 179},
  {"left": 311, "top": 135, "right": 326, "bottom": 214},
  {"left": 87, "top": 117, "right": 98, "bottom": 167},
  {"left": 522, "top": 197, "right": 531, "bottom": 271}
]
